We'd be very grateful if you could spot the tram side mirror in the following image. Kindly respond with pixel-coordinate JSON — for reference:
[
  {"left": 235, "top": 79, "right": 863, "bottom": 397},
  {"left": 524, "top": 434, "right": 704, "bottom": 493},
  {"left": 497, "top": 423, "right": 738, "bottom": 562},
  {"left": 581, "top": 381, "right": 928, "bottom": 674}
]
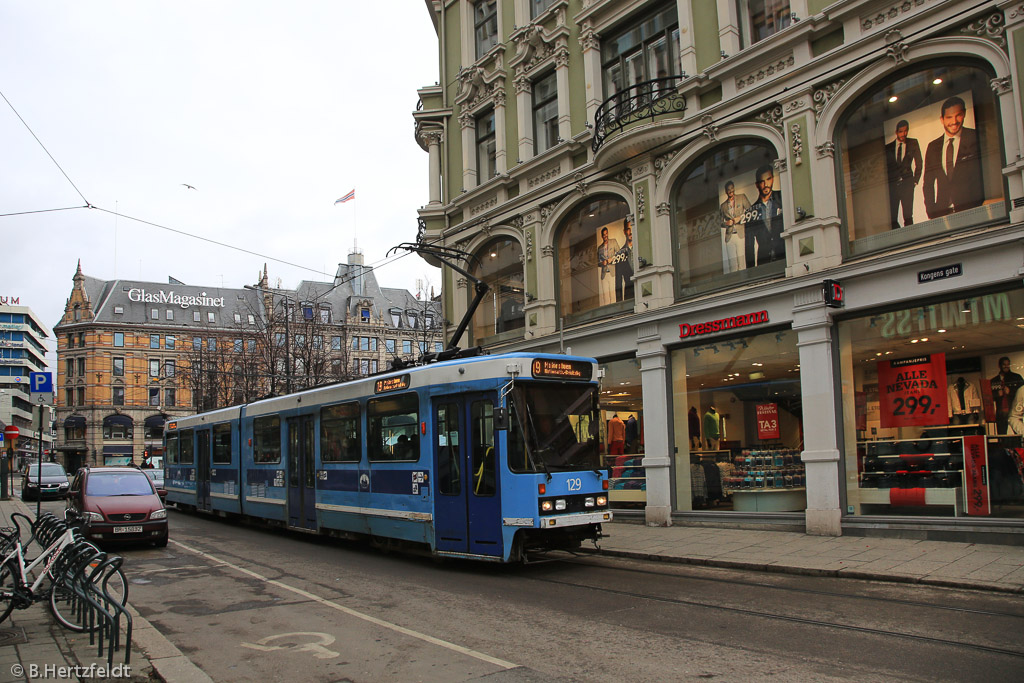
[{"left": 493, "top": 407, "right": 508, "bottom": 431}]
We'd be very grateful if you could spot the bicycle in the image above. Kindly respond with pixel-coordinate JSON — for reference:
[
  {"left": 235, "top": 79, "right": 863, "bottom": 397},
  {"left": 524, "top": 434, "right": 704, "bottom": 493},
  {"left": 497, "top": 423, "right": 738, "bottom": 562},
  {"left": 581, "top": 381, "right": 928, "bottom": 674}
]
[{"left": 0, "top": 511, "right": 128, "bottom": 632}]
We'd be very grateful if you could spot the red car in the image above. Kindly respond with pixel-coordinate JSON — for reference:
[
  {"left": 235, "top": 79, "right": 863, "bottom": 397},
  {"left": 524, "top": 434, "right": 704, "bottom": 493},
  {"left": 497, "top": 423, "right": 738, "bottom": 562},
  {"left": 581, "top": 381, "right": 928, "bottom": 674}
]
[{"left": 67, "top": 466, "right": 169, "bottom": 547}]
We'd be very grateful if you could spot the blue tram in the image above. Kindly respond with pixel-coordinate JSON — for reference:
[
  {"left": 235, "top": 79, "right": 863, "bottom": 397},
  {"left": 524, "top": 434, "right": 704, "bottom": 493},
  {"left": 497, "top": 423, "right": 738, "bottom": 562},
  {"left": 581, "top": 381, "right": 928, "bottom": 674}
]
[{"left": 163, "top": 352, "right": 612, "bottom": 562}]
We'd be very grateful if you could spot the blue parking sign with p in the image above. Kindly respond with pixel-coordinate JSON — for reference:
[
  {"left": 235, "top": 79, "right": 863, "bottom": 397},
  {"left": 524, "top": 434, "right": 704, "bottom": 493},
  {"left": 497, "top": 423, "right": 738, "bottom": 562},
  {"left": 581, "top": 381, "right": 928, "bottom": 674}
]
[{"left": 29, "top": 372, "right": 53, "bottom": 402}]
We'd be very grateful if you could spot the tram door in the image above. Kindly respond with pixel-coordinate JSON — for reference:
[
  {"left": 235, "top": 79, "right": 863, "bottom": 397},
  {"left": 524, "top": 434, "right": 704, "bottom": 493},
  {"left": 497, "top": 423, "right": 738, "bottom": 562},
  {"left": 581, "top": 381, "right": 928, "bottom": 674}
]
[
  {"left": 433, "top": 394, "right": 502, "bottom": 556},
  {"left": 195, "top": 429, "right": 212, "bottom": 512},
  {"left": 286, "top": 416, "right": 317, "bottom": 530}
]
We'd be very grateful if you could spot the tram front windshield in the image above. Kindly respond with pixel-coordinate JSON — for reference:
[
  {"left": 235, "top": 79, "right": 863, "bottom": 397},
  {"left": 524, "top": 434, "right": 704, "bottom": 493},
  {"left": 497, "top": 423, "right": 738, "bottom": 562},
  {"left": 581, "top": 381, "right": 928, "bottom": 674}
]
[{"left": 507, "top": 383, "right": 601, "bottom": 473}]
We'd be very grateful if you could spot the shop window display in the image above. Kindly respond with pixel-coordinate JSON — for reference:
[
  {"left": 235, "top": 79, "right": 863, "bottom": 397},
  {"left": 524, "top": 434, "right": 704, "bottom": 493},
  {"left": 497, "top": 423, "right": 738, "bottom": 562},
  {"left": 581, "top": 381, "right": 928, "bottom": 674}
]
[
  {"left": 557, "top": 196, "right": 633, "bottom": 319},
  {"left": 670, "top": 328, "right": 805, "bottom": 512},
  {"left": 470, "top": 237, "right": 525, "bottom": 341},
  {"left": 838, "top": 288, "right": 1024, "bottom": 518},
  {"left": 672, "top": 141, "right": 785, "bottom": 298},
  {"left": 598, "top": 357, "right": 644, "bottom": 507},
  {"left": 837, "top": 62, "right": 1005, "bottom": 257}
]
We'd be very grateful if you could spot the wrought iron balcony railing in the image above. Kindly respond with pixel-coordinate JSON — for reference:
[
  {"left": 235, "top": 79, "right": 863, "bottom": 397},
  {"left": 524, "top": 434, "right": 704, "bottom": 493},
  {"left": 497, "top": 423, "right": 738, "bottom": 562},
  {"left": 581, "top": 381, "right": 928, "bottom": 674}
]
[{"left": 592, "top": 76, "right": 685, "bottom": 152}]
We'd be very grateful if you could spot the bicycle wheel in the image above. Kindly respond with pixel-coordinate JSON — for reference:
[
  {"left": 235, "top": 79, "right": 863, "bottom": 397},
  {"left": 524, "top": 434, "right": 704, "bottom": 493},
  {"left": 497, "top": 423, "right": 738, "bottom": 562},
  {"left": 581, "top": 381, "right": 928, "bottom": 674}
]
[
  {"left": 49, "top": 579, "right": 88, "bottom": 632},
  {"left": 0, "top": 557, "right": 21, "bottom": 625}
]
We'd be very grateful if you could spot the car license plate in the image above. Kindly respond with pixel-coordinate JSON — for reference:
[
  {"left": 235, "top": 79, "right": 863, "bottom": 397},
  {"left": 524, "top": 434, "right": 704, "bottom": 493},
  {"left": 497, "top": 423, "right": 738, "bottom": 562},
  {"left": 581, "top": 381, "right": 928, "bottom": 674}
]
[{"left": 113, "top": 525, "right": 143, "bottom": 534}]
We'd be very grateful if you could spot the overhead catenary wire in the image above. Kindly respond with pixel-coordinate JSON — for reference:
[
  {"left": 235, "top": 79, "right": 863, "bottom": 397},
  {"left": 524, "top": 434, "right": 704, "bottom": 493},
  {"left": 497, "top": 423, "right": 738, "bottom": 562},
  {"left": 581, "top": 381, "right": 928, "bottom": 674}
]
[{"left": 0, "top": 88, "right": 92, "bottom": 208}]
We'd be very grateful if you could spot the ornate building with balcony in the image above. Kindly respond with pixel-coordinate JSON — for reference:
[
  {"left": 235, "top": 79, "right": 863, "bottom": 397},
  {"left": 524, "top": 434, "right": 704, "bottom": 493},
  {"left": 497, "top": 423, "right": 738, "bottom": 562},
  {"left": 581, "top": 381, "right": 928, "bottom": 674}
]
[
  {"left": 54, "top": 254, "right": 442, "bottom": 472},
  {"left": 414, "top": 0, "right": 1024, "bottom": 540}
]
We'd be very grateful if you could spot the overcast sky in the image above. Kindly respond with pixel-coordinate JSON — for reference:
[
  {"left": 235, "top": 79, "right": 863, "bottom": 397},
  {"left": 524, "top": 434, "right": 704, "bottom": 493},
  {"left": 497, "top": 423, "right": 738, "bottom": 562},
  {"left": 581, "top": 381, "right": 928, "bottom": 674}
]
[{"left": 1, "top": 2, "right": 441, "bottom": 366}]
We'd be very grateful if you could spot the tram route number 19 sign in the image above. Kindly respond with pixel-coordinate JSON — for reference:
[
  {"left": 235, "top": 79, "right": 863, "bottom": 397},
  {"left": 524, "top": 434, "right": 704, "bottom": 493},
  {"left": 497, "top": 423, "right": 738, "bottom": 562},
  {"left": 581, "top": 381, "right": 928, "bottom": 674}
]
[
  {"left": 877, "top": 353, "right": 947, "bottom": 428},
  {"left": 756, "top": 403, "right": 780, "bottom": 440}
]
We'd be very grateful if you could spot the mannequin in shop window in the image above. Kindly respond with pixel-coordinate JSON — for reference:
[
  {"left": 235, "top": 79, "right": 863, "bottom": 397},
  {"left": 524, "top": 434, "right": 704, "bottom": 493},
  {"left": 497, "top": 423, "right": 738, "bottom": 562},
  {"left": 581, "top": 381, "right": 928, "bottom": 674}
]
[
  {"left": 703, "top": 406, "right": 721, "bottom": 451},
  {"left": 607, "top": 413, "right": 626, "bottom": 455},
  {"left": 991, "top": 357, "right": 1024, "bottom": 435},
  {"left": 1008, "top": 384, "right": 1024, "bottom": 436},
  {"left": 947, "top": 376, "right": 981, "bottom": 425},
  {"left": 624, "top": 414, "right": 638, "bottom": 453},
  {"left": 688, "top": 406, "right": 701, "bottom": 449}
]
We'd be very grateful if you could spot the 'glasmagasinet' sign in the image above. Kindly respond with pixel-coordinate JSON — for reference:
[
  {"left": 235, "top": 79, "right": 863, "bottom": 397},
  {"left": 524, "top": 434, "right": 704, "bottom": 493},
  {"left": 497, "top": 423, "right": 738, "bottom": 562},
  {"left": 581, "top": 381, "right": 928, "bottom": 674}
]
[{"left": 128, "top": 289, "right": 225, "bottom": 309}]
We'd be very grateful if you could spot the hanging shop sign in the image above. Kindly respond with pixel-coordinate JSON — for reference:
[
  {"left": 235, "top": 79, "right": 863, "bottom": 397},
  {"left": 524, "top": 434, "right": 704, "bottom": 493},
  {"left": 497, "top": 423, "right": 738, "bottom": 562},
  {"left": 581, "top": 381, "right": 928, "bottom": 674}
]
[
  {"left": 962, "top": 435, "right": 991, "bottom": 516},
  {"left": 755, "top": 403, "right": 780, "bottom": 440},
  {"left": 877, "top": 353, "right": 948, "bottom": 428},
  {"left": 678, "top": 310, "right": 768, "bottom": 339}
]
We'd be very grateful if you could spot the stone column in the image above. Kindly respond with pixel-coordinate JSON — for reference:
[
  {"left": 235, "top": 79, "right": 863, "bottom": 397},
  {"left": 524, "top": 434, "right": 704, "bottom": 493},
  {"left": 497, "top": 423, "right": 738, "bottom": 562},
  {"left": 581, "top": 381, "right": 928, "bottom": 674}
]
[
  {"left": 793, "top": 287, "right": 841, "bottom": 536},
  {"left": 554, "top": 46, "right": 572, "bottom": 142},
  {"left": 494, "top": 89, "right": 508, "bottom": 175},
  {"left": 638, "top": 333, "right": 672, "bottom": 526},
  {"left": 579, "top": 23, "right": 602, "bottom": 125},
  {"left": 459, "top": 111, "right": 477, "bottom": 190},
  {"left": 514, "top": 73, "right": 533, "bottom": 163},
  {"left": 423, "top": 130, "right": 444, "bottom": 206}
]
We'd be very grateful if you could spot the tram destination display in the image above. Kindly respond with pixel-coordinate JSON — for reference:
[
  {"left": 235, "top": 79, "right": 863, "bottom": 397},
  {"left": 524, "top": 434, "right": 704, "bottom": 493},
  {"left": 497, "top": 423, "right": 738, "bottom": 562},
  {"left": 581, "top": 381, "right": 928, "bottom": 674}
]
[
  {"left": 375, "top": 374, "right": 411, "bottom": 394},
  {"left": 531, "top": 358, "right": 593, "bottom": 381}
]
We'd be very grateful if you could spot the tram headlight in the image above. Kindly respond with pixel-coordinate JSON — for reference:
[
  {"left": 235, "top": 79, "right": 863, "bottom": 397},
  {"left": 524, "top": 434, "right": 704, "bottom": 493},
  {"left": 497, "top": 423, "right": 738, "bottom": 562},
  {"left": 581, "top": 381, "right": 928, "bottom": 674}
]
[
  {"left": 555, "top": 499, "right": 567, "bottom": 511},
  {"left": 584, "top": 497, "right": 595, "bottom": 507},
  {"left": 541, "top": 500, "right": 553, "bottom": 512},
  {"left": 596, "top": 496, "right": 607, "bottom": 507}
]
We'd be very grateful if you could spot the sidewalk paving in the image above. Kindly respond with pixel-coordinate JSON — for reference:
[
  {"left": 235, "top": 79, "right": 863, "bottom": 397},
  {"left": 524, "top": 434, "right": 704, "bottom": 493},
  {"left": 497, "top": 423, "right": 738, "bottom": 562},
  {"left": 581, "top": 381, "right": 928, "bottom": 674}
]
[
  {"left": 595, "top": 519, "right": 1024, "bottom": 593},
  {"left": 0, "top": 495, "right": 211, "bottom": 683}
]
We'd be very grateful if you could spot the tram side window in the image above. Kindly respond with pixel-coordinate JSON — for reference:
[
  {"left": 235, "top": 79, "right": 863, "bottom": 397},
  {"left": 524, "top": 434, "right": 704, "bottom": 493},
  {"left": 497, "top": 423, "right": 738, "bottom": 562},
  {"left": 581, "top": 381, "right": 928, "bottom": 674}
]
[
  {"left": 180, "top": 430, "right": 194, "bottom": 465},
  {"left": 471, "top": 401, "right": 495, "bottom": 496},
  {"left": 437, "top": 403, "right": 460, "bottom": 495},
  {"left": 213, "top": 423, "right": 232, "bottom": 465},
  {"left": 165, "top": 434, "right": 178, "bottom": 465},
  {"left": 321, "top": 402, "right": 361, "bottom": 463},
  {"left": 254, "top": 416, "right": 282, "bottom": 464},
  {"left": 368, "top": 393, "right": 419, "bottom": 462}
]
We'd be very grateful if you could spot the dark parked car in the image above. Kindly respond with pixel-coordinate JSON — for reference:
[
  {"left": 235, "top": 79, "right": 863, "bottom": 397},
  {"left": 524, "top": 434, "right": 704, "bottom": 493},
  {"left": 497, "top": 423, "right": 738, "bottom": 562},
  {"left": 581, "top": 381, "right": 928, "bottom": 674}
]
[
  {"left": 142, "top": 467, "right": 166, "bottom": 498},
  {"left": 67, "top": 467, "right": 168, "bottom": 547},
  {"left": 21, "top": 463, "right": 70, "bottom": 501}
]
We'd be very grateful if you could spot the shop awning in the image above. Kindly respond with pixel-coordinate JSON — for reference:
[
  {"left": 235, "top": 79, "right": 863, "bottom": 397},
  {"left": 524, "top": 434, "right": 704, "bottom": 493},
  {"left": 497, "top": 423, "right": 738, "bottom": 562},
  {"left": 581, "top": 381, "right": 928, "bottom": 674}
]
[
  {"left": 64, "top": 415, "right": 86, "bottom": 428},
  {"left": 143, "top": 414, "right": 166, "bottom": 428},
  {"left": 102, "top": 414, "right": 134, "bottom": 428}
]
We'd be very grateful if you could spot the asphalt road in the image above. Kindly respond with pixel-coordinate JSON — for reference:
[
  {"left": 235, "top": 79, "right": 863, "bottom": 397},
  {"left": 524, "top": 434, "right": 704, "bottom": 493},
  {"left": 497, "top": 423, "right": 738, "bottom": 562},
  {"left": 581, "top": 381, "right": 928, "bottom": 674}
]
[{"left": 32, "top": 500, "right": 1024, "bottom": 682}]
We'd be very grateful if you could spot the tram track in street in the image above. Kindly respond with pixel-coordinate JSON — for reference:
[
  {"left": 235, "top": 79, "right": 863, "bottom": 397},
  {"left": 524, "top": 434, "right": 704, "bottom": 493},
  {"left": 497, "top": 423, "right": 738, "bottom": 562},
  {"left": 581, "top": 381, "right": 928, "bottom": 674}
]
[
  {"left": 554, "top": 554, "right": 1024, "bottom": 620},
  {"left": 522, "top": 556, "right": 1024, "bottom": 660}
]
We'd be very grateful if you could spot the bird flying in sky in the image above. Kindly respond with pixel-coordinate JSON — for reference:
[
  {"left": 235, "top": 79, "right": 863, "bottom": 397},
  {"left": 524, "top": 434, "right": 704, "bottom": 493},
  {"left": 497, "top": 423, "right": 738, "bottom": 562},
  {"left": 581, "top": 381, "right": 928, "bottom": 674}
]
[{"left": 182, "top": 184, "right": 196, "bottom": 190}]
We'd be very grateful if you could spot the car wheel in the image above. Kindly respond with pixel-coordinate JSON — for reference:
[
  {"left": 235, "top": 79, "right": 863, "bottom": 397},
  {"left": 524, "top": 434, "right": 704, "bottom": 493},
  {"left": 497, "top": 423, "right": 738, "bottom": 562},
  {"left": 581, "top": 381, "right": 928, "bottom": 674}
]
[{"left": 154, "top": 535, "right": 168, "bottom": 548}]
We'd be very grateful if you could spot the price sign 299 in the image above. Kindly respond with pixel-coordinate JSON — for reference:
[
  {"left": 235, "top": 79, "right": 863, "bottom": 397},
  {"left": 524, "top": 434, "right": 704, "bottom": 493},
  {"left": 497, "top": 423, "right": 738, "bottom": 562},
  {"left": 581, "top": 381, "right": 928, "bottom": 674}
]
[{"left": 878, "top": 354, "right": 948, "bottom": 428}]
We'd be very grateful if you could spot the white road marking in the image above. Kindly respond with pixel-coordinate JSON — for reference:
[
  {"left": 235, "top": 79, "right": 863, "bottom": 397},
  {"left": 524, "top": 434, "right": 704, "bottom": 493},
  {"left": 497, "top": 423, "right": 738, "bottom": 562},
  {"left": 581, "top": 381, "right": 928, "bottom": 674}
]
[{"left": 169, "top": 539, "right": 518, "bottom": 670}]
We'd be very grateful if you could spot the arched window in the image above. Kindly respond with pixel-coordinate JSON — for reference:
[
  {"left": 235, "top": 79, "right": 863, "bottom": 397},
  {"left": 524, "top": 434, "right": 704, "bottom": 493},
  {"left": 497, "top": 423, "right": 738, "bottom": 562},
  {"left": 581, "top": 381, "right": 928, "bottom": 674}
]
[
  {"left": 557, "top": 195, "right": 632, "bottom": 318},
  {"left": 673, "top": 141, "right": 784, "bottom": 298},
  {"left": 471, "top": 237, "right": 525, "bottom": 341},
  {"left": 837, "top": 61, "right": 1005, "bottom": 256}
]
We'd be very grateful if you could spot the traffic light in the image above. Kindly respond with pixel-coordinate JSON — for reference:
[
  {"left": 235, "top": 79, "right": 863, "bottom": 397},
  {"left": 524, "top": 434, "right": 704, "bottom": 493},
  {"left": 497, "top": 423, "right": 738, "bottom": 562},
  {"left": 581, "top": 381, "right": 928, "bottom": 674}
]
[{"left": 824, "top": 279, "right": 844, "bottom": 308}]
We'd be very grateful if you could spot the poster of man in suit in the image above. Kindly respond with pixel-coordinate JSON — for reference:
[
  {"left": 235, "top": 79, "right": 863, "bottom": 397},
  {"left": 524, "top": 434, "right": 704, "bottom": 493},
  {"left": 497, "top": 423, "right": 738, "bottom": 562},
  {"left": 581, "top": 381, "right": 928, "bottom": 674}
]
[
  {"left": 596, "top": 219, "right": 633, "bottom": 307},
  {"left": 884, "top": 119, "right": 923, "bottom": 229},
  {"left": 719, "top": 179, "right": 752, "bottom": 272},
  {"left": 921, "top": 94, "right": 984, "bottom": 219},
  {"left": 743, "top": 164, "right": 785, "bottom": 268}
]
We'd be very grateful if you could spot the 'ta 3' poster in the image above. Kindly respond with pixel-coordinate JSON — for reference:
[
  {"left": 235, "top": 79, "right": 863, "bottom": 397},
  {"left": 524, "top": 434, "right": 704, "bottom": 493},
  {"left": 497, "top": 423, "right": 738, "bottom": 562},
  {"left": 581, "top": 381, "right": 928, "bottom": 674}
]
[{"left": 877, "top": 354, "right": 948, "bottom": 428}]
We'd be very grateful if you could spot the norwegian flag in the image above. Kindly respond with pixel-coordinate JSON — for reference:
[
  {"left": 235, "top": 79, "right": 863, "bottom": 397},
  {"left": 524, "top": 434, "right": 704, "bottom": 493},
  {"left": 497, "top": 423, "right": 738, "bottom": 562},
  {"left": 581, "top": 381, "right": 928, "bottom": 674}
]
[{"left": 334, "top": 189, "right": 355, "bottom": 204}]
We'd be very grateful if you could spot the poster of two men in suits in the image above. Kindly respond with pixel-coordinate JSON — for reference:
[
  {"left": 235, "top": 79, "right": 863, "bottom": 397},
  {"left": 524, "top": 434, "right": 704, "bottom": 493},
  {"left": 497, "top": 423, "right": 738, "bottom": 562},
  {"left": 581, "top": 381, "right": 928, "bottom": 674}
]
[{"left": 884, "top": 92, "right": 985, "bottom": 229}]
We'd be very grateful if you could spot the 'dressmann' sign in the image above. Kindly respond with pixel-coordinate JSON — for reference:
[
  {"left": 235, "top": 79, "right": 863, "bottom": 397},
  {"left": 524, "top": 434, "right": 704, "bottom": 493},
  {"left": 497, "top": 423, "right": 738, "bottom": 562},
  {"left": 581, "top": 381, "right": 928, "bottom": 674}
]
[
  {"left": 128, "top": 289, "right": 225, "bottom": 309},
  {"left": 679, "top": 310, "right": 769, "bottom": 338}
]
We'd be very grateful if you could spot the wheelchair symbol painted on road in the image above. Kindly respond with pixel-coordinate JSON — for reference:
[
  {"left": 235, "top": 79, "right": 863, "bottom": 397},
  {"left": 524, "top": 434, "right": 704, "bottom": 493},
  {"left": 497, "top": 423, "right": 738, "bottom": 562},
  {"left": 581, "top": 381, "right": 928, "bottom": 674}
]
[{"left": 241, "top": 632, "right": 339, "bottom": 659}]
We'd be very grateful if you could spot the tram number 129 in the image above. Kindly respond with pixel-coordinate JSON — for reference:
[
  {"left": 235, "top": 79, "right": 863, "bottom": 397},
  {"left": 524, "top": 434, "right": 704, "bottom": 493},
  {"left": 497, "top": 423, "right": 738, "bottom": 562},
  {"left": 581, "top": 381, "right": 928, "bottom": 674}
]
[{"left": 567, "top": 478, "right": 582, "bottom": 491}]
